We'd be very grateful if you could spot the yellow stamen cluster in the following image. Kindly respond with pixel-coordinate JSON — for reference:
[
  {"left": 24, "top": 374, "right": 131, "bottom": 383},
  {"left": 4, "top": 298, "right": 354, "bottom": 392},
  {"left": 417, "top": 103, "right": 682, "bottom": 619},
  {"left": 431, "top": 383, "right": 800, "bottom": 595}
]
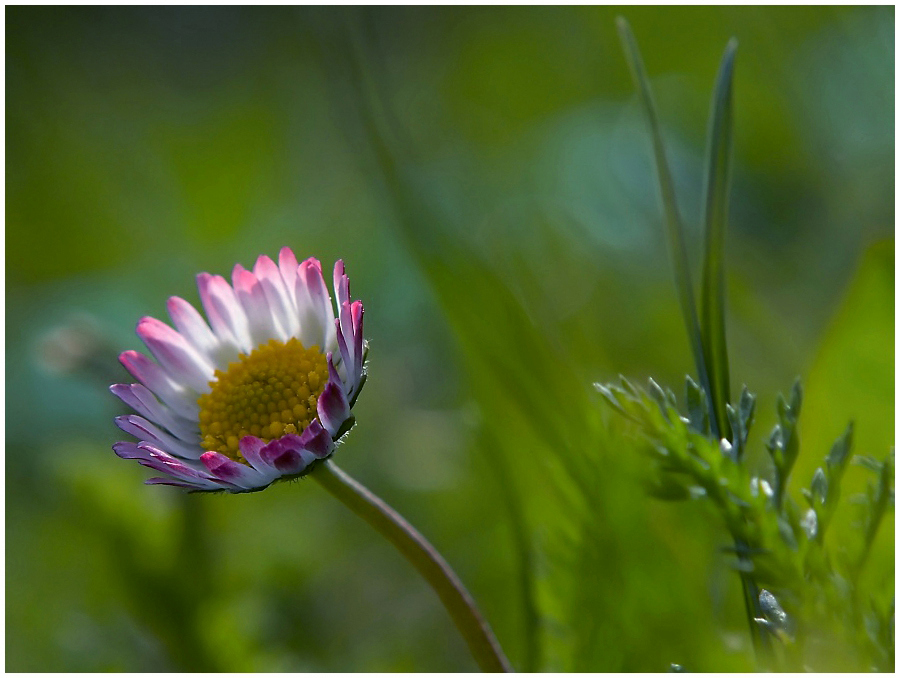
[{"left": 197, "top": 337, "right": 329, "bottom": 461}]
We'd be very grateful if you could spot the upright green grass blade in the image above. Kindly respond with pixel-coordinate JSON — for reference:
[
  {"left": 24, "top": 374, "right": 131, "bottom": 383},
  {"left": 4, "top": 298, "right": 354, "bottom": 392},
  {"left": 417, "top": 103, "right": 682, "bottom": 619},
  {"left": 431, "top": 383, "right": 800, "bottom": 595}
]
[
  {"left": 700, "top": 39, "right": 738, "bottom": 442},
  {"left": 615, "top": 17, "right": 718, "bottom": 438},
  {"left": 618, "top": 22, "right": 770, "bottom": 665}
]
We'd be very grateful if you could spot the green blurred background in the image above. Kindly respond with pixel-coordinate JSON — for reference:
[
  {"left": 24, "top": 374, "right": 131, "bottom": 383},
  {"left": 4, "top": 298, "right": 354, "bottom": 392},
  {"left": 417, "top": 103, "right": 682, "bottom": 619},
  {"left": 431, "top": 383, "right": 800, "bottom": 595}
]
[{"left": 6, "top": 6, "right": 893, "bottom": 671}]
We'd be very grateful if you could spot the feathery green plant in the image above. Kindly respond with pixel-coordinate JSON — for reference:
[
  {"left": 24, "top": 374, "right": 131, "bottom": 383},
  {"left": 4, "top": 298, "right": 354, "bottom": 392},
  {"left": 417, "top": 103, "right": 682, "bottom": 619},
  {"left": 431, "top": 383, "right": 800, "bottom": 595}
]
[
  {"left": 599, "top": 18, "right": 894, "bottom": 671},
  {"left": 597, "top": 375, "right": 894, "bottom": 670}
]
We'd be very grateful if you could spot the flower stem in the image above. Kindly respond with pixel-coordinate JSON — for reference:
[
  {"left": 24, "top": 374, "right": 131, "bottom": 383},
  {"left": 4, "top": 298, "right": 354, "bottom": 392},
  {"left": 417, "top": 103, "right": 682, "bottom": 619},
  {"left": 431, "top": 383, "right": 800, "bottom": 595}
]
[{"left": 311, "top": 459, "right": 512, "bottom": 672}]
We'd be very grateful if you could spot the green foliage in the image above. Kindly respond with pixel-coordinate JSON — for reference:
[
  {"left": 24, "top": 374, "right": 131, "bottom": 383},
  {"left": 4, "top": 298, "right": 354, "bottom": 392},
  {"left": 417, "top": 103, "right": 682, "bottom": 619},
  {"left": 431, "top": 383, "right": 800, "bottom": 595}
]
[
  {"left": 766, "top": 379, "right": 802, "bottom": 510},
  {"left": 603, "top": 17, "right": 893, "bottom": 672},
  {"left": 597, "top": 376, "right": 894, "bottom": 670},
  {"left": 602, "top": 17, "right": 894, "bottom": 672}
]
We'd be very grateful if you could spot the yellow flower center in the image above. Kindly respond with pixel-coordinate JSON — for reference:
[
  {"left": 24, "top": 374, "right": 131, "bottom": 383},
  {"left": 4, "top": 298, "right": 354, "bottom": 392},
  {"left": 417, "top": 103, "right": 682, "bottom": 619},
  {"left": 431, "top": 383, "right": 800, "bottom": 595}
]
[{"left": 197, "top": 337, "right": 329, "bottom": 461}]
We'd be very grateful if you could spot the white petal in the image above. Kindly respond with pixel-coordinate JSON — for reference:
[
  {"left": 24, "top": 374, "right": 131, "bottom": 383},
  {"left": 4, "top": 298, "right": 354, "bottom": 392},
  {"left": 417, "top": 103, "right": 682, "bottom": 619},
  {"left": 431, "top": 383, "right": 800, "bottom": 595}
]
[
  {"left": 119, "top": 350, "right": 200, "bottom": 417},
  {"left": 232, "top": 264, "right": 281, "bottom": 346},
  {"left": 111, "top": 383, "right": 199, "bottom": 443},
  {"left": 197, "top": 273, "right": 252, "bottom": 355},
  {"left": 254, "top": 254, "right": 298, "bottom": 340},
  {"left": 166, "top": 296, "right": 219, "bottom": 365},
  {"left": 136, "top": 317, "right": 215, "bottom": 393}
]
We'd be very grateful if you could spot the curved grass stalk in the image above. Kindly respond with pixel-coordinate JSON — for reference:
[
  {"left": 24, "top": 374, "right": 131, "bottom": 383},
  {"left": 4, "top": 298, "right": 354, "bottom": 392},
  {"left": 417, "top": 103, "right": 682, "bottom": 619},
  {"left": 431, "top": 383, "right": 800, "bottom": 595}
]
[{"left": 311, "top": 460, "right": 512, "bottom": 672}]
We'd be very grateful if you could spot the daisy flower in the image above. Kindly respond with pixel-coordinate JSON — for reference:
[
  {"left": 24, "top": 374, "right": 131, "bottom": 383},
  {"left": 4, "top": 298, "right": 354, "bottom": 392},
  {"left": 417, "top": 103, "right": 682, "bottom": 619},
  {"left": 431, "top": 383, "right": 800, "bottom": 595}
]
[
  {"left": 109, "top": 247, "right": 509, "bottom": 672},
  {"left": 111, "top": 247, "right": 366, "bottom": 492}
]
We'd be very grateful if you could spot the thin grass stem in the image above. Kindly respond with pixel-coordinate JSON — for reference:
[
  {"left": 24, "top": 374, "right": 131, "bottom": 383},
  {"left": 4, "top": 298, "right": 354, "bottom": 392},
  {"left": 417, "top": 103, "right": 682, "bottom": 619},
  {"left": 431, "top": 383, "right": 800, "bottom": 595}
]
[
  {"left": 615, "top": 17, "right": 719, "bottom": 440},
  {"left": 311, "top": 460, "right": 513, "bottom": 673},
  {"left": 700, "top": 39, "right": 738, "bottom": 442}
]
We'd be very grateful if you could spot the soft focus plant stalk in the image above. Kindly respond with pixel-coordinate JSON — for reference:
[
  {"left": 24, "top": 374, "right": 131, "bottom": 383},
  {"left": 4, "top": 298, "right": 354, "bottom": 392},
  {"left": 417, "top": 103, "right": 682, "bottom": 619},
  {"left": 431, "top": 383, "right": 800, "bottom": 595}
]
[{"left": 311, "top": 460, "right": 512, "bottom": 673}]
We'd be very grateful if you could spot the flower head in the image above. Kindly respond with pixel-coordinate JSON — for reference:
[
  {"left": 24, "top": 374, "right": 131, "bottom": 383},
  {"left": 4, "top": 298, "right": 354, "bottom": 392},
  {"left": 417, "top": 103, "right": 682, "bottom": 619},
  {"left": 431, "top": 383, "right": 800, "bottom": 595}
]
[{"left": 111, "top": 247, "right": 366, "bottom": 493}]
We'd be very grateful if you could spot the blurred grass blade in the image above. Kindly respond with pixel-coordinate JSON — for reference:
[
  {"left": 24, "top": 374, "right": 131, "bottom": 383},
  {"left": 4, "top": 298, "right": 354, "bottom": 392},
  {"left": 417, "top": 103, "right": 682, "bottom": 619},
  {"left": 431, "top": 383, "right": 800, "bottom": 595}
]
[
  {"left": 483, "top": 430, "right": 541, "bottom": 672},
  {"left": 700, "top": 39, "right": 738, "bottom": 442},
  {"left": 615, "top": 17, "right": 717, "bottom": 438}
]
